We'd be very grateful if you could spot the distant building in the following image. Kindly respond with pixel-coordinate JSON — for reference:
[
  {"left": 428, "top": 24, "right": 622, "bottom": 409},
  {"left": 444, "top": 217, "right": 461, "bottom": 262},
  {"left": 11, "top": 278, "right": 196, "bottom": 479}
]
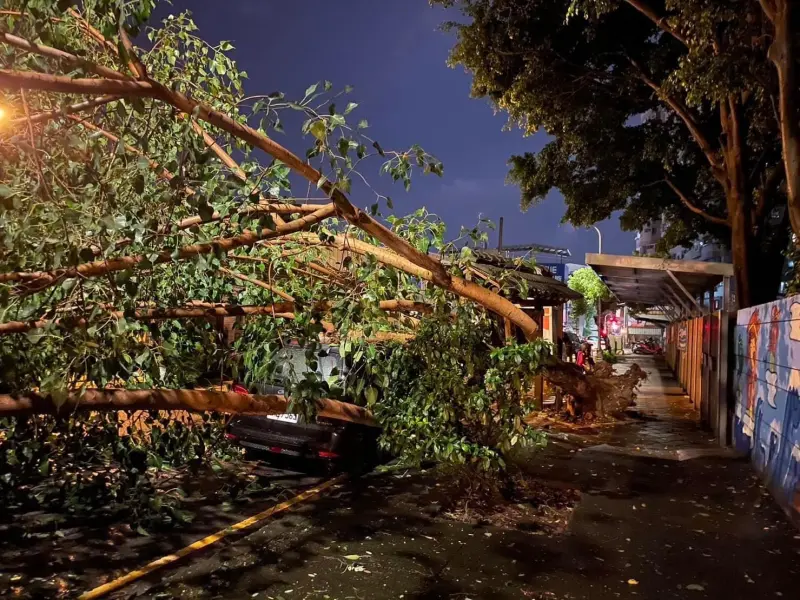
[
  {"left": 634, "top": 219, "right": 666, "bottom": 256},
  {"left": 635, "top": 217, "right": 730, "bottom": 263}
]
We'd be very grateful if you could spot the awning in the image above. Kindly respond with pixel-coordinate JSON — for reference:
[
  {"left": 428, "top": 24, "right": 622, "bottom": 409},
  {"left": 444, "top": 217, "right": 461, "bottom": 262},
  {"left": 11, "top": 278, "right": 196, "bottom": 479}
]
[{"left": 585, "top": 253, "right": 734, "bottom": 320}]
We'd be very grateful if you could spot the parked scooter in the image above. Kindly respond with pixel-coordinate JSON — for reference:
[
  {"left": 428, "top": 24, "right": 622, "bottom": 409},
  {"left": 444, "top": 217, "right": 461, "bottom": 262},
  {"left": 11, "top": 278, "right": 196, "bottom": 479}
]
[{"left": 632, "top": 338, "right": 663, "bottom": 355}]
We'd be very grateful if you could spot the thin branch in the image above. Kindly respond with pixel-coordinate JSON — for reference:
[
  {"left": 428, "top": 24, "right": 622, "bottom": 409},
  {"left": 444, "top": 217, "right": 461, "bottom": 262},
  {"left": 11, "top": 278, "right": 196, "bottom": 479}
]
[
  {"left": 0, "top": 204, "right": 336, "bottom": 291},
  {"left": 759, "top": 0, "right": 778, "bottom": 22},
  {"left": 627, "top": 57, "right": 723, "bottom": 175},
  {"left": 118, "top": 26, "right": 147, "bottom": 79},
  {"left": 187, "top": 118, "right": 286, "bottom": 226},
  {"left": 623, "top": 0, "right": 688, "bottom": 46},
  {"left": 10, "top": 95, "right": 119, "bottom": 126},
  {"left": 218, "top": 266, "right": 295, "bottom": 302},
  {"left": 230, "top": 253, "right": 350, "bottom": 285},
  {"left": 664, "top": 177, "right": 730, "bottom": 227}
]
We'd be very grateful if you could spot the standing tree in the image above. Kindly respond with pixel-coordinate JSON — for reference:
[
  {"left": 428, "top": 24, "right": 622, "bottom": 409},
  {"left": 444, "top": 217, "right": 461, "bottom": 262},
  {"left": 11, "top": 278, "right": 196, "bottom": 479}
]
[
  {"left": 567, "top": 267, "right": 611, "bottom": 334},
  {"left": 434, "top": 0, "right": 798, "bottom": 307}
]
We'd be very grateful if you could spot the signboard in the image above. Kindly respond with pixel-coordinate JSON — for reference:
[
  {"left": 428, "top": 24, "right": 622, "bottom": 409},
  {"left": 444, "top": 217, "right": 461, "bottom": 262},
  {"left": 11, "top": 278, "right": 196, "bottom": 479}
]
[
  {"left": 678, "top": 322, "right": 688, "bottom": 351},
  {"left": 540, "top": 263, "right": 566, "bottom": 282}
]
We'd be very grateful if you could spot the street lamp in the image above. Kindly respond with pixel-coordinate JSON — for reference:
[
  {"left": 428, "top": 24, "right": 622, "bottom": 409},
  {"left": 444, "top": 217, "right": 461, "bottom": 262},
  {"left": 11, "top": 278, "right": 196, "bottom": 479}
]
[
  {"left": 587, "top": 226, "right": 604, "bottom": 356},
  {"left": 590, "top": 226, "right": 602, "bottom": 254}
]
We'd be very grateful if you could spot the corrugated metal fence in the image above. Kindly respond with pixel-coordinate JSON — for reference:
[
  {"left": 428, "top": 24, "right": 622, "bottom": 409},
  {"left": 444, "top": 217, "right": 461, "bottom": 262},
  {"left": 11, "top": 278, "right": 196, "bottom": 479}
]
[{"left": 666, "top": 311, "right": 731, "bottom": 444}]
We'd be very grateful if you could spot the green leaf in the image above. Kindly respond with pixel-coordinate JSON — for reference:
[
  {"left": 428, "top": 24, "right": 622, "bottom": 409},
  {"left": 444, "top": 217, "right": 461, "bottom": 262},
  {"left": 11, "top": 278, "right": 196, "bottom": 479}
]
[
  {"left": 344, "top": 102, "right": 358, "bottom": 115},
  {"left": 365, "top": 387, "right": 378, "bottom": 406},
  {"left": 304, "top": 82, "right": 318, "bottom": 98},
  {"left": 358, "top": 119, "right": 369, "bottom": 129},
  {"left": 309, "top": 120, "right": 327, "bottom": 142}
]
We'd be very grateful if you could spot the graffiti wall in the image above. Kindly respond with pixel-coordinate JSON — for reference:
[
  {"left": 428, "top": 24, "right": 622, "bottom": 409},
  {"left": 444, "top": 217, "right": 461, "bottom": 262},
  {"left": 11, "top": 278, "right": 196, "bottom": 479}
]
[{"left": 733, "top": 295, "right": 800, "bottom": 525}]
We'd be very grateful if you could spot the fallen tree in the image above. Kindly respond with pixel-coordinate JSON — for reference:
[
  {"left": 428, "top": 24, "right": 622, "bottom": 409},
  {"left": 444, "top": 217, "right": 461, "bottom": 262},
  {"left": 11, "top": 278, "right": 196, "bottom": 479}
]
[{"left": 543, "top": 361, "right": 647, "bottom": 418}]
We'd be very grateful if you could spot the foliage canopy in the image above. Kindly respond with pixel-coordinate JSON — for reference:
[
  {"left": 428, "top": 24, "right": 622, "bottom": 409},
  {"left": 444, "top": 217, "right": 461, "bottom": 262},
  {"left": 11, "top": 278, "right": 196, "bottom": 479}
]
[{"left": 435, "top": 0, "right": 799, "bottom": 306}]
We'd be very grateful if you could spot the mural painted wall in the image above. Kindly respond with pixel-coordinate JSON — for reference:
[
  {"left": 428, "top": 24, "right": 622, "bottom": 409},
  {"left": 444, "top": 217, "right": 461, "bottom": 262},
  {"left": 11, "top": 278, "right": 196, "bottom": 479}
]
[{"left": 733, "top": 295, "right": 800, "bottom": 524}]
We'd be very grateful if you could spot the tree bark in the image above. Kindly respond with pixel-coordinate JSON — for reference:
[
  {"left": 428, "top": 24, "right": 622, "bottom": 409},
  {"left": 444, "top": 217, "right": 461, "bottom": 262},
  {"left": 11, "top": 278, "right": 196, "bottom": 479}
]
[
  {"left": 722, "top": 96, "right": 756, "bottom": 309},
  {"left": 764, "top": 0, "right": 800, "bottom": 242},
  {"left": 0, "top": 389, "right": 375, "bottom": 426}
]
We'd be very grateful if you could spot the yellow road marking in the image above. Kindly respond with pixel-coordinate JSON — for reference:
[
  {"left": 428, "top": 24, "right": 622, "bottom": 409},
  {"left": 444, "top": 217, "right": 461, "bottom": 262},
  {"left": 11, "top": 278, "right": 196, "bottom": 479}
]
[{"left": 79, "top": 474, "right": 346, "bottom": 600}]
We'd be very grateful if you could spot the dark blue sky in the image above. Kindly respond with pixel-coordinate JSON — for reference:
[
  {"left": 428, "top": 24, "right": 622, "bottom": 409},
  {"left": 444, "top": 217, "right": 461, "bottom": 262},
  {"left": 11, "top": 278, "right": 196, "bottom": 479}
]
[{"left": 170, "top": 0, "right": 634, "bottom": 262}]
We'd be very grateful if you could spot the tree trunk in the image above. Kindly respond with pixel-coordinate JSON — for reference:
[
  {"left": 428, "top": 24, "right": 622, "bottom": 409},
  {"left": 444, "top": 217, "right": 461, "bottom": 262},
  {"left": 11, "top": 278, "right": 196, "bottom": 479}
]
[
  {"left": 729, "top": 201, "right": 754, "bottom": 308},
  {"left": 767, "top": 0, "right": 800, "bottom": 242},
  {"left": 722, "top": 96, "right": 756, "bottom": 309}
]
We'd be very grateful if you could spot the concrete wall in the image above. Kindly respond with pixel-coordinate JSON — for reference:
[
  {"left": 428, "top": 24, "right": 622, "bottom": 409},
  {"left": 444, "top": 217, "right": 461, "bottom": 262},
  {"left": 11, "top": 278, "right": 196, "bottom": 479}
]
[{"left": 733, "top": 295, "right": 800, "bottom": 525}]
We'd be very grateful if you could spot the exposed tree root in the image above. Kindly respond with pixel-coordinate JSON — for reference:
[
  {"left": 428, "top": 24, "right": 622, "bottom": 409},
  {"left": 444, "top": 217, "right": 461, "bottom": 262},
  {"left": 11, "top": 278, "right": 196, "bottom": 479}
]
[{"left": 543, "top": 361, "right": 647, "bottom": 418}]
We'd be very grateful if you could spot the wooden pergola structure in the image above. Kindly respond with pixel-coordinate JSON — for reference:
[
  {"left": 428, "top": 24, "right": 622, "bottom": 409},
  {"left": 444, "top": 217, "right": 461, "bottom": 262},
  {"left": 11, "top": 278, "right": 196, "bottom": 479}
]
[{"left": 586, "top": 253, "right": 735, "bottom": 321}]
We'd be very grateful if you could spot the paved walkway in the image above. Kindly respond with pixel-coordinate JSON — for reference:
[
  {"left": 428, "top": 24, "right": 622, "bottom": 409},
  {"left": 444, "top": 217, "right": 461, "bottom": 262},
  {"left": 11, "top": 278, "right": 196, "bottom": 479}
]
[{"left": 578, "top": 356, "right": 731, "bottom": 460}]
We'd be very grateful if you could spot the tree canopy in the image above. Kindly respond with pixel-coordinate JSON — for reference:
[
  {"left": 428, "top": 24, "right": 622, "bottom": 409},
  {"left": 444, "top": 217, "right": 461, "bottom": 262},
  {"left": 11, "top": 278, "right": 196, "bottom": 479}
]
[
  {"left": 435, "top": 0, "right": 800, "bottom": 307},
  {"left": 567, "top": 267, "right": 611, "bottom": 328}
]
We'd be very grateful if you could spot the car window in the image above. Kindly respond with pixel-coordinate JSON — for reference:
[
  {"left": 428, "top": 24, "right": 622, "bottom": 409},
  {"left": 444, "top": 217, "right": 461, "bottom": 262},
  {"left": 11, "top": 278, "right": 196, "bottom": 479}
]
[{"left": 274, "top": 347, "right": 344, "bottom": 385}]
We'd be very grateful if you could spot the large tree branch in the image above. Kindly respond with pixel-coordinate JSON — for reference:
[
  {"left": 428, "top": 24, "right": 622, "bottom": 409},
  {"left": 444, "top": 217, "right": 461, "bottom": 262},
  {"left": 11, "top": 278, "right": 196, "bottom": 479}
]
[
  {"left": 0, "top": 302, "right": 296, "bottom": 334},
  {"left": 291, "top": 233, "right": 540, "bottom": 339},
  {"left": 627, "top": 57, "right": 724, "bottom": 175},
  {"left": 0, "top": 68, "right": 453, "bottom": 287},
  {"left": 0, "top": 35, "right": 542, "bottom": 338},
  {"left": 0, "top": 388, "right": 375, "bottom": 426},
  {"left": 0, "top": 298, "right": 429, "bottom": 335},
  {"left": 623, "top": 0, "right": 688, "bottom": 46},
  {"left": 0, "top": 31, "right": 128, "bottom": 80},
  {"left": 0, "top": 204, "right": 336, "bottom": 290},
  {"left": 663, "top": 177, "right": 730, "bottom": 227}
]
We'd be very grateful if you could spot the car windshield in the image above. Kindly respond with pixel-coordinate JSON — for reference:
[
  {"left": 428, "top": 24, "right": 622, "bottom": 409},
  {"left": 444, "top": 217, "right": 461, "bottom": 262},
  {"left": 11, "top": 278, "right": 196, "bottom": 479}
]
[{"left": 274, "top": 346, "right": 343, "bottom": 385}]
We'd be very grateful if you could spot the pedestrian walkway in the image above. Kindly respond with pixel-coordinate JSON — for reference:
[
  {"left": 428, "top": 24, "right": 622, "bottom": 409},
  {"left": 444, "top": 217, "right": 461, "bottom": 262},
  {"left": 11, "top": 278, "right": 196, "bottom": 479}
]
[{"left": 582, "top": 356, "right": 733, "bottom": 461}]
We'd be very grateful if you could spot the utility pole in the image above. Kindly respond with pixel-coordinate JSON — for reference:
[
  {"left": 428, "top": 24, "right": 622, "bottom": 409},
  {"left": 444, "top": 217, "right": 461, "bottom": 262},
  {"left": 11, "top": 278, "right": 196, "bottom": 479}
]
[{"left": 498, "top": 217, "right": 504, "bottom": 251}]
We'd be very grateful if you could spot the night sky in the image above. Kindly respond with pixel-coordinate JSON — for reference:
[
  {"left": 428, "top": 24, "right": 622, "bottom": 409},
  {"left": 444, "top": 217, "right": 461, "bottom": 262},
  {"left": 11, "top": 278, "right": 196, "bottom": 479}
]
[{"left": 167, "top": 0, "right": 634, "bottom": 262}]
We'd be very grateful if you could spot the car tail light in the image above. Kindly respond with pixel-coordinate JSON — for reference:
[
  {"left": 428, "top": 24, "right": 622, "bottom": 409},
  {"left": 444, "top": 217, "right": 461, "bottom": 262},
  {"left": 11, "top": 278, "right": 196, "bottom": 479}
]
[
  {"left": 318, "top": 450, "right": 340, "bottom": 459},
  {"left": 232, "top": 384, "right": 249, "bottom": 395},
  {"left": 225, "top": 433, "right": 238, "bottom": 440}
]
